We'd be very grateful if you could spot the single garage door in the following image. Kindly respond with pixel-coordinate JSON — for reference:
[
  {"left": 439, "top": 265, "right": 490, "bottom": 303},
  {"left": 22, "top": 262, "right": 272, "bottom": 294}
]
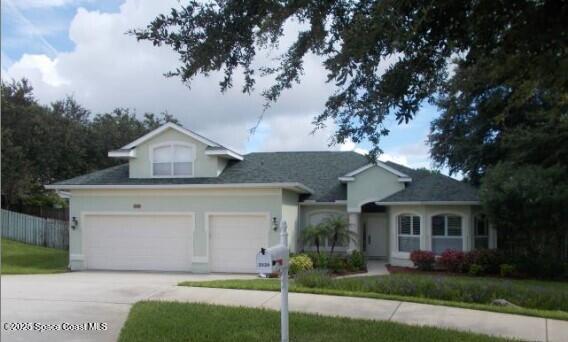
[
  {"left": 84, "top": 213, "right": 193, "bottom": 271},
  {"left": 209, "top": 214, "right": 269, "bottom": 273}
]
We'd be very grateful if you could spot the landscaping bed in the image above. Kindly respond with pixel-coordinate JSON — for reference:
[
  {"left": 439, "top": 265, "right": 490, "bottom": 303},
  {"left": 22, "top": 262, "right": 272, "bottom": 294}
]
[
  {"left": 1, "top": 238, "right": 68, "bottom": 274},
  {"left": 119, "top": 301, "right": 508, "bottom": 342},
  {"left": 180, "top": 272, "right": 568, "bottom": 321}
]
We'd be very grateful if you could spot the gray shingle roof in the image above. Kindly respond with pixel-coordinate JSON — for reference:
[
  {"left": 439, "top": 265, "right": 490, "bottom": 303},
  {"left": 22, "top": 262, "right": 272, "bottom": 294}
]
[
  {"left": 50, "top": 151, "right": 478, "bottom": 203},
  {"left": 379, "top": 162, "right": 479, "bottom": 202}
]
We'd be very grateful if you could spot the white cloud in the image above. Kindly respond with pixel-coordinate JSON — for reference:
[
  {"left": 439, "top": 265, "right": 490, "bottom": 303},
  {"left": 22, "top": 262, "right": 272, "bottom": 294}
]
[
  {"left": 339, "top": 139, "right": 368, "bottom": 155},
  {"left": 3, "top": 0, "right": 435, "bottom": 167},
  {"left": 7, "top": 54, "right": 69, "bottom": 86},
  {"left": 4, "top": 0, "right": 340, "bottom": 152},
  {"left": 8, "top": 0, "right": 78, "bottom": 9}
]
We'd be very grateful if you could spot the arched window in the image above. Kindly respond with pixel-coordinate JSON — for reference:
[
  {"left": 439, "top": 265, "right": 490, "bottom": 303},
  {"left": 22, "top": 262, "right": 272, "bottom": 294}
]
[
  {"left": 431, "top": 214, "right": 463, "bottom": 254},
  {"left": 397, "top": 214, "right": 420, "bottom": 252},
  {"left": 474, "top": 215, "right": 489, "bottom": 249},
  {"left": 152, "top": 143, "right": 194, "bottom": 177}
]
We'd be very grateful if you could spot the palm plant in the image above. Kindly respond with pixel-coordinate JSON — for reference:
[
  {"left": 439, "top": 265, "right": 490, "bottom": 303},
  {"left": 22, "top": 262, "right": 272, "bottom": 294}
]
[
  {"left": 300, "top": 223, "right": 329, "bottom": 254},
  {"left": 322, "top": 215, "right": 358, "bottom": 255}
]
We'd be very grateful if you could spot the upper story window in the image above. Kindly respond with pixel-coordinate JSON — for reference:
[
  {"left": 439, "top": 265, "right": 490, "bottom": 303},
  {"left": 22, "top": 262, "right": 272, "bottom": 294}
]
[
  {"left": 152, "top": 143, "right": 194, "bottom": 177},
  {"left": 432, "top": 214, "right": 463, "bottom": 254},
  {"left": 397, "top": 214, "right": 421, "bottom": 252}
]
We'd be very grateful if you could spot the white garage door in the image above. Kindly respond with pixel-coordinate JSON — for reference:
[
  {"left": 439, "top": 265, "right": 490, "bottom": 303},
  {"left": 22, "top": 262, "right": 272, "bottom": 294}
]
[
  {"left": 84, "top": 214, "right": 193, "bottom": 271},
  {"left": 209, "top": 214, "right": 269, "bottom": 273}
]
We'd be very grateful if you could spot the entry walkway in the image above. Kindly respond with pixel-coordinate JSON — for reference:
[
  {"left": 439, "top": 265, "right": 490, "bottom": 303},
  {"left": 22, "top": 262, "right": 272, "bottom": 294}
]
[{"left": 154, "top": 286, "right": 568, "bottom": 342}]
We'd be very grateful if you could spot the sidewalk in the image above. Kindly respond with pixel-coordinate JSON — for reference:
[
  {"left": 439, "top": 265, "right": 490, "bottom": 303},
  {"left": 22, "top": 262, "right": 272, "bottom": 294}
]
[{"left": 153, "top": 287, "right": 568, "bottom": 342}]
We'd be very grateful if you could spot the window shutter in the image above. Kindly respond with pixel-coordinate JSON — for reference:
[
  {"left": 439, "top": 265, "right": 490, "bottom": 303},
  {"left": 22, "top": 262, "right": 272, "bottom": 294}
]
[{"left": 447, "top": 216, "right": 462, "bottom": 236}]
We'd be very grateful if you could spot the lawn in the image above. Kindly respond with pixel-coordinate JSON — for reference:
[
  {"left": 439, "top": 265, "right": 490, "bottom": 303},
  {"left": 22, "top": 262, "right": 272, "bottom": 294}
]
[
  {"left": 119, "top": 301, "right": 510, "bottom": 342},
  {"left": 1, "top": 238, "right": 68, "bottom": 274},
  {"left": 180, "top": 272, "right": 568, "bottom": 321}
]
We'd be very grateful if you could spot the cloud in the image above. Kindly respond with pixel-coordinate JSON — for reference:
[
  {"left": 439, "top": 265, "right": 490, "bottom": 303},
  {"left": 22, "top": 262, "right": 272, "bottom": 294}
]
[
  {"left": 7, "top": 54, "right": 69, "bottom": 86},
  {"left": 5, "top": 0, "right": 341, "bottom": 153},
  {"left": 8, "top": 0, "right": 78, "bottom": 9},
  {"left": 3, "top": 0, "right": 435, "bottom": 168}
]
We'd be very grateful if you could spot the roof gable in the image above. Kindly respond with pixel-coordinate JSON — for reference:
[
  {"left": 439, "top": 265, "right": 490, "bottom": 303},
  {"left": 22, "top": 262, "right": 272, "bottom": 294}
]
[{"left": 122, "top": 123, "right": 219, "bottom": 149}]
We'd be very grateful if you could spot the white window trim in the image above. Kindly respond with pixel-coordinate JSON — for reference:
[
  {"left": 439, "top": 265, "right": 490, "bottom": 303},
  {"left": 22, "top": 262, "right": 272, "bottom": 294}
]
[
  {"left": 431, "top": 214, "right": 464, "bottom": 254},
  {"left": 473, "top": 215, "right": 489, "bottom": 249},
  {"left": 431, "top": 214, "right": 463, "bottom": 238},
  {"left": 397, "top": 214, "right": 421, "bottom": 253},
  {"left": 150, "top": 141, "right": 196, "bottom": 178}
]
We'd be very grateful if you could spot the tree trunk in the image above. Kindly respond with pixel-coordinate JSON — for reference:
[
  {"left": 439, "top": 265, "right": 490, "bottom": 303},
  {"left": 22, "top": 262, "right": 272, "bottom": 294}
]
[{"left": 330, "top": 235, "right": 337, "bottom": 255}]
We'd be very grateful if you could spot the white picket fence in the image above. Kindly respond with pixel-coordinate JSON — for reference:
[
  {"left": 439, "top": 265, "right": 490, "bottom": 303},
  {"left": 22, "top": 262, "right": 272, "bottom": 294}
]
[{"left": 1, "top": 209, "right": 69, "bottom": 249}]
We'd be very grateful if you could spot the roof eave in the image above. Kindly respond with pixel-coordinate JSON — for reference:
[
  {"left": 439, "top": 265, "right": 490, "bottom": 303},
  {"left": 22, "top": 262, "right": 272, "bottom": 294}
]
[
  {"left": 108, "top": 149, "right": 136, "bottom": 158},
  {"left": 375, "top": 200, "right": 480, "bottom": 205},
  {"left": 204, "top": 149, "right": 244, "bottom": 161},
  {"left": 45, "top": 182, "right": 314, "bottom": 194}
]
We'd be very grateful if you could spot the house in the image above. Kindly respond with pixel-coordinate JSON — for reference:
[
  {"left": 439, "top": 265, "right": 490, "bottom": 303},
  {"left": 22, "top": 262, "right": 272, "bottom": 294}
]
[{"left": 46, "top": 123, "right": 495, "bottom": 273}]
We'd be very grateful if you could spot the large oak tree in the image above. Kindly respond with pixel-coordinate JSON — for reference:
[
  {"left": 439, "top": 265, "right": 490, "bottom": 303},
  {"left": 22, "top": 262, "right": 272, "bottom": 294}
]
[{"left": 133, "top": 0, "right": 568, "bottom": 260}]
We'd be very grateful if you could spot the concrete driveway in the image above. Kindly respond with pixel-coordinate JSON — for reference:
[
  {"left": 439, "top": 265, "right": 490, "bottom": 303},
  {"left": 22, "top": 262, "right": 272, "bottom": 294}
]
[{"left": 1, "top": 271, "right": 253, "bottom": 342}]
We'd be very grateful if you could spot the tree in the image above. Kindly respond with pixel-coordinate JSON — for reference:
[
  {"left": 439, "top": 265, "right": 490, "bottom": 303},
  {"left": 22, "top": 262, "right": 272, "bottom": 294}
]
[
  {"left": 300, "top": 224, "right": 329, "bottom": 254},
  {"left": 1, "top": 78, "right": 182, "bottom": 207},
  {"left": 480, "top": 163, "right": 568, "bottom": 259},
  {"left": 322, "top": 215, "right": 357, "bottom": 255},
  {"left": 132, "top": 0, "right": 566, "bottom": 161}
]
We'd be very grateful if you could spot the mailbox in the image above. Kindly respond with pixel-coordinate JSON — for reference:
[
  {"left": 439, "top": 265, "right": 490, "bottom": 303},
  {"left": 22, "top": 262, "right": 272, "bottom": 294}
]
[{"left": 256, "top": 244, "right": 289, "bottom": 275}]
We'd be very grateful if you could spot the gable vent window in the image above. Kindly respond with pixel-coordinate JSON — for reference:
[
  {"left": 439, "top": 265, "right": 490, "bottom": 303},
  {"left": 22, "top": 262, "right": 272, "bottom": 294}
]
[{"left": 152, "top": 143, "right": 194, "bottom": 177}]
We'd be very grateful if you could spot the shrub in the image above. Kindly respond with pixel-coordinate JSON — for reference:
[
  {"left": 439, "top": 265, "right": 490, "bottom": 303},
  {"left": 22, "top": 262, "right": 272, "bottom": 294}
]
[
  {"left": 289, "top": 254, "right": 313, "bottom": 275},
  {"left": 328, "top": 255, "right": 348, "bottom": 273},
  {"left": 295, "top": 269, "right": 332, "bottom": 288},
  {"left": 511, "top": 254, "right": 566, "bottom": 279},
  {"left": 438, "top": 249, "right": 466, "bottom": 273},
  {"left": 468, "top": 264, "right": 484, "bottom": 276},
  {"left": 306, "top": 252, "right": 329, "bottom": 269},
  {"left": 500, "top": 264, "right": 516, "bottom": 278},
  {"left": 464, "top": 249, "right": 503, "bottom": 274},
  {"left": 349, "top": 250, "right": 366, "bottom": 271},
  {"left": 410, "top": 250, "right": 436, "bottom": 271}
]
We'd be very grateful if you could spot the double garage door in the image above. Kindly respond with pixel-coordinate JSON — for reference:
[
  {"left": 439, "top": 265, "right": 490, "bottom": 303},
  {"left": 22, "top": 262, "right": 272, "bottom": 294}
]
[{"left": 83, "top": 213, "right": 268, "bottom": 273}]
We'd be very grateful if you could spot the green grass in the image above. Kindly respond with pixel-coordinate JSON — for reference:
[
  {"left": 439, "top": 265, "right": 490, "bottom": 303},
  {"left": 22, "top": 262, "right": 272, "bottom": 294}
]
[
  {"left": 1, "top": 238, "right": 68, "bottom": 274},
  {"left": 180, "top": 273, "right": 568, "bottom": 321},
  {"left": 119, "top": 301, "right": 510, "bottom": 342}
]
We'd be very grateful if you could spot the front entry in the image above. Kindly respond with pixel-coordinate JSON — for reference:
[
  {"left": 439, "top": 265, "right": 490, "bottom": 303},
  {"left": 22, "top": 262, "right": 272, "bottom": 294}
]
[{"left": 364, "top": 214, "right": 388, "bottom": 258}]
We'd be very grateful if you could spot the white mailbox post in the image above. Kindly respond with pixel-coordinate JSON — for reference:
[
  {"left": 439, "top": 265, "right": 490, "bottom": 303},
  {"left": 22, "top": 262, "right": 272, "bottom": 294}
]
[{"left": 256, "top": 221, "right": 289, "bottom": 342}]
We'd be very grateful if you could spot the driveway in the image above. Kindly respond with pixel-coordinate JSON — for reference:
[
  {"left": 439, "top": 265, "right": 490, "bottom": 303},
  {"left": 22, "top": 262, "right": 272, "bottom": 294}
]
[{"left": 1, "top": 271, "right": 253, "bottom": 342}]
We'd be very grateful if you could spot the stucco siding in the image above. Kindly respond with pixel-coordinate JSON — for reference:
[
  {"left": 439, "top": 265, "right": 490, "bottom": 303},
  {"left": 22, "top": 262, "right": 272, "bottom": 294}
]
[
  {"left": 281, "top": 190, "right": 299, "bottom": 252},
  {"left": 69, "top": 188, "right": 282, "bottom": 271},
  {"left": 347, "top": 166, "right": 404, "bottom": 212},
  {"left": 388, "top": 204, "right": 476, "bottom": 266},
  {"left": 129, "top": 128, "right": 220, "bottom": 178},
  {"left": 298, "top": 204, "right": 348, "bottom": 251}
]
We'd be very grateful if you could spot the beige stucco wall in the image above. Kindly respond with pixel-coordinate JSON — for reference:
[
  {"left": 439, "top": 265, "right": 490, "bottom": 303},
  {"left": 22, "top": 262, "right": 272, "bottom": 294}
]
[
  {"left": 129, "top": 128, "right": 220, "bottom": 178},
  {"left": 346, "top": 166, "right": 405, "bottom": 212},
  {"left": 68, "top": 188, "right": 283, "bottom": 272}
]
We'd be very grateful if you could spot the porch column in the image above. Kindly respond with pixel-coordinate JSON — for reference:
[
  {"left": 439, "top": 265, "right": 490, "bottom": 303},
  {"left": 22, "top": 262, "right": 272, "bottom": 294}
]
[{"left": 348, "top": 212, "right": 360, "bottom": 252}]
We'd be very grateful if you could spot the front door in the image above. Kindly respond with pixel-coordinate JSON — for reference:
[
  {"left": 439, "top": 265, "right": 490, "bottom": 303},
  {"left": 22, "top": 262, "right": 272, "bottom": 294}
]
[{"left": 364, "top": 215, "right": 388, "bottom": 258}]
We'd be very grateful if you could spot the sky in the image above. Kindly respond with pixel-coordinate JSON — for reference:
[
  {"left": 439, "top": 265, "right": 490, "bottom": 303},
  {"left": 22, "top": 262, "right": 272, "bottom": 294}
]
[{"left": 1, "top": 0, "right": 441, "bottom": 171}]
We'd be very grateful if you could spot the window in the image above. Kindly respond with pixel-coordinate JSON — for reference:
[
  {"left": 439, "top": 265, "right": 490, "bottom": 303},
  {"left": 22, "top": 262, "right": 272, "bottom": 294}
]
[
  {"left": 397, "top": 215, "right": 420, "bottom": 252},
  {"left": 152, "top": 143, "right": 194, "bottom": 177},
  {"left": 431, "top": 215, "right": 463, "bottom": 254},
  {"left": 474, "top": 216, "right": 489, "bottom": 249}
]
